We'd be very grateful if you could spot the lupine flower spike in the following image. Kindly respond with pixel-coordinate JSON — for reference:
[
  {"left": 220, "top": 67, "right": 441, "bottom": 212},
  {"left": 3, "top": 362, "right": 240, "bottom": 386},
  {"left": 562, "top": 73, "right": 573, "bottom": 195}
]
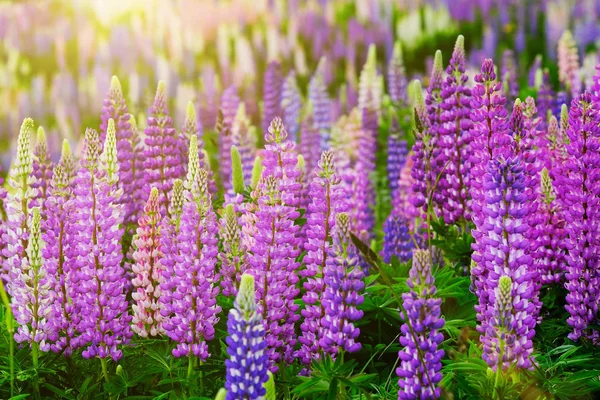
[
  {"left": 397, "top": 249, "right": 444, "bottom": 399},
  {"left": 31, "top": 126, "right": 53, "bottom": 208},
  {"left": 225, "top": 274, "right": 269, "bottom": 399}
]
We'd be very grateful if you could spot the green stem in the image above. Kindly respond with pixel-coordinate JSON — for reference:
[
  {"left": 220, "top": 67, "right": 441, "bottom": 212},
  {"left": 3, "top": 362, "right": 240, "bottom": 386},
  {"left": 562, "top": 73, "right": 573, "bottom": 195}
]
[
  {"left": 0, "top": 281, "right": 15, "bottom": 398},
  {"left": 31, "top": 342, "right": 41, "bottom": 400},
  {"left": 187, "top": 355, "right": 194, "bottom": 379},
  {"left": 101, "top": 358, "right": 109, "bottom": 383},
  {"left": 198, "top": 360, "right": 204, "bottom": 393},
  {"left": 280, "top": 364, "right": 291, "bottom": 399}
]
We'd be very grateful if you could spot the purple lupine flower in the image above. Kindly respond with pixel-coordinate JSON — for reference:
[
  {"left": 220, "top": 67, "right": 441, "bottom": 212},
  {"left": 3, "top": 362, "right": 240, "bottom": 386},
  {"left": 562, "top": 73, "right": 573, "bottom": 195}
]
[
  {"left": 43, "top": 140, "right": 76, "bottom": 355},
  {"left": 501, "top": 50, "right": 519, "bottom": 105},
  {"left": 397, "top": 249, "right": 444, "bottom": 399},
  {"left": 387, "top": 131, "right": 408, "bottom": 201},
  {"left": 537, "top": 69, "right": 555, "bottom": 123},
  {"left": 161, "top": 137, "right": 221, "bottom": 359},
  {"left": 320, "top": 212, "right": 364, "bottom": 356},
  {"left": 558, "top": 31, "right": 581, "bottom": 99},
  {"left": 68, "top": 127, "right": 132, "bottom": 360},
  {"left": 31, "top": 126, "right": 53, "bottom": 209},
  {"left": 219, "top": 202, "right": 247, "bottom": 298},
  {"left": 100, "top": 76, "right": 135, "bottom": 222},
  {"left": 388, "top": 41, "right": 408, "bottom": 106},
  {"left": 231, "top": 104, "right": 256, "bottom": 184},
  {"left": 143, "top": 81, "right": 185, "bottom": 214},
  {"left": 262, "top": 61, "right": 283, "bottom": 135},
  {"left": 299, "top": 116, "right": 321, "bottom": 177},
  {"left": 298, "top": 151, "right": 347, "bottom": 366},
  {"left": 471, "top": 157, "right": 538, "bottom": 369},
  {"left": 425, "top": 51, "right": 446, "bottom": 216},
  {"left": 556, "top": 92, "right": 600, "bottom": 343},
  {"left": 382, "top": 215, "right": 414, "bottom": 263},
  {"left": 248, "top": 176, "right": 300, "bottom": 371},
  {"left": 281, "top": 71, "right": 302, "bottom": 143},
  {"left": 261, "top": 117, "right": 302, "bottom": 208},
  {"left": 469, "top": 58, "right": 510, "bottom": 227},
  {"left": 528, "top": 55, "right": 542, "bottom": 87},
  {"left": 11, "top": 207, "right": 55, "bottom": 353},
  {"left": 3, "top": 118, "right": 36, "bottom": 291},
  {"left": 531, "top": 168, "right": 566, "bottom": 285},
  {"left": 439, "top": 35, "right": 472, "bottom": 225},
  {"left": 309, "top": 58, "right": 332, "bottom": 151},
  {"left": 131, "top": 187, "right": 165, "bottom": 338},
  {"left": 225, "top": 274, "right": 270, "bottom": 400},
  {"left": 128, "top": 114, "right": 146, "bottom": 225},
  {"left": 220, "top": 86, "right": 241, "bottom": 190}
]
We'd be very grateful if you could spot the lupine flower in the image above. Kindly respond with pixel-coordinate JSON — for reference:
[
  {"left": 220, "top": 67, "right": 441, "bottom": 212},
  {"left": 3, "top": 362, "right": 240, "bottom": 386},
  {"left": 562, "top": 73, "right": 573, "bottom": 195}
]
[
  {"left": 281, "top": 71, "right": 302, "bottom": 142},
  {"left": 12, "top": 207, "right": 55, "bottom": 352},
  {"left": 131, "top": 187, "right": 165, "bottom": 338},
  {"left": 219, "top": 203, "right": 247, "bottom": 297},
  {"left": 3, "top": 118, "right": 36, "bottom": 291},
  {"left": 556, "top": 92, "right": 600, "bottom": 343},
  {"left": 248, "top": 176, "right": 300, "bottom": 370},
  {"left": 397, "top": 249, "right": 444, "bottom": 399},
  {"left": 43, "top": 140, "right": 76, "bottom": 354},
  {"left": 532, "top": 168, "right": 566, "bottom": 285},
  {"left": 358, "top": 45, "right": 382, "bottom": 117},
  {"left": 162, "top": 135, "right": 221, "bottom": 359},
  {"left": 299, "top": 114, "right": 321, "bottom": 177},
  {"left": 261, "top": 117, "right": 302, "bottom": 208},
  {"left": 388, "top": 41, "right": 408, "bottom": 106},
  {"left": 69, "top": 127, "right": 131, "bottom": 360},
  {"left": 298, "top": 151, "right": 347, "bottom": 366},
  {"left": 537, "top": 69, "right": 555, "bottom": 122},
  {"left": 387, "top": 132, "right": 408, "bottom": 201},
  {"left": 143, "top": 81, "right": 185, "bottom": 213},
  {"left": 439, "top": 35, "right": 472, "bottom": 225},
  {"left": 320, "top": 212, "right": 364, "bottom": 356},
  {"left": 220, "top": 86, "right": 241, "bottom": 190},
  {"left": 501, "top": 50, "right": 519, "bottom": 105},
  {"left": 558, "top": 30, "right": 581, "bottom": 99},
  {"left": 128, "top": 114, "right": 146, "bottom": 224},
  {"left": 262, "top": 61, "right": 283, "bottom": 135},
  {"left": 31, "top": 126, "right": 53, "bottom": 209},
  {"left": 309, "top": 58, "right": 332, "bottom": 150},
  {"left": 100, "top": 76, "right": 135, "bottom": 221},
  {"left": 471, "top": 157, "right": 537, "bottom": 369},
  {"left": 231, "top": 103, "right": 256, "bottom": 184},
  {"left": 469, "top": 58, "right": 510, "bottom": 226},
  {"left": 225, "top": 274, "right": 270, "bottom": 400},
  {"left": 528, "top": 55, "right": 542, "bottom": 88},
  {"left": 382, "top": 215, "right": 414, "bottom": 263}
]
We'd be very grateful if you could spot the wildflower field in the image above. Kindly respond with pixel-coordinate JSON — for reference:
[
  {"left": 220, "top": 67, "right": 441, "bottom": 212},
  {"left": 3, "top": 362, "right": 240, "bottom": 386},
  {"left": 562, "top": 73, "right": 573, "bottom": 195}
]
[{"left": 2, "top": 0, "right": 600, "bottom": 399}]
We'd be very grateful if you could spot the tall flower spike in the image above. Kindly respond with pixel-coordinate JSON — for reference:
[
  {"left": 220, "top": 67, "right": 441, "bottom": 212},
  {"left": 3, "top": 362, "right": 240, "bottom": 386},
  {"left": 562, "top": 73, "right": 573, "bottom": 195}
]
[
  {"left": 219, "top": 203, "right": 247, "bottom": 297},
  {"left": 537, "top": 69, "right": 555, "bottom": 125},
  {"left": 224, "top": 274, "right": 269, "bottom": 399},
  {"left": 248, "top": 175, "right": 300, "bottom": 370},
  {"left": 43, "top": 141, "right": 76, "bottom": 355},
  {"left": 320, "top": 212, "right": 364, "bottom": 357},
  {"left": 181, "top": 101, "right": 206, "bottom": 174},
  {"left": 358, "top": 44, "right": 382, "bottom": 116},
  {"left": 558, "top": 30, "right": 581, "bottom": 99},
  {"left": 382, "top": 215, "right": 414, "bottom": 263},
  {"left": 100, "top": 76, "right": 134, "bottom": 206},
  {"left": 128, "top": 114, "right": 146, "bottom": 224},
  {"left": 12, "top": 207, "right": 55, "bottom": 353},
  {"left": 101, "top": 119, "right": 119, "bottom": 188},
  {"left": 69, "top": 128, "right": 131, "bottom": 360},
  {"left": 469, "top": 58, "right": 510, "bottom": 227},
  {"left": 131, "top": 188, "right": 165, "bottom": 337},
  {"left": 31, "top": 126, "right": 53, "bottom": 209},
  {"left": 438, "top": 35, "right": 472, "bottom": 225},
  {"left": 298, "top": 151, "right": 347, "bottom": 366},
  {"left": 281, "top": 70, "right": 302, "bottom": 142},
  {"left": 557, "top": 92, "right": 600, "bottom": 343},
  {"left": 501, "top": 50, "right": 519, "bottom": 105},
  {"left": 471, "top": 157, "right": 538, "bottom": 370},
  {"left": 162, "top": 168, "right": 221, "bottom": 360},
  {"left": 143, "top": 81, "right": 185, "bottom": 214},
  {"left": 387, "top": 131, "right": 408, "bottom": 202},
  {"left": 309, "top": 57, "right": 332, "bottom": 150},
  {"left": 262, "top": 61, "right": 283, "bottom": 135},
  {"left": 220, "top": 87, "right": 241, "bottom": 191},
  {"left": 230, "top": 145, "right": 245, "bottom": 194},
  {"left": 426, "top": 50, "right": 446, "bottom": 215},
  {"left": 388, "top": 40, "right": 408, "bottom": 106},
  {"left": 3, "top": 118, "right": 35, "bottom": 289},
  {"left": 397, "top": 249, "right": 444, "bottom": 399},
  {"left": 231, "top": 103, "right": 256, "bottom": 184}
]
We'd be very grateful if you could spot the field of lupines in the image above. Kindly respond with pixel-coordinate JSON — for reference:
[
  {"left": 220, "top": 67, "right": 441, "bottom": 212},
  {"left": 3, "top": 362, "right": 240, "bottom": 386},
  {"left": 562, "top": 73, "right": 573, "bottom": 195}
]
[{"left": 2, "top": 0, "right": 600, "bottom": 399}]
